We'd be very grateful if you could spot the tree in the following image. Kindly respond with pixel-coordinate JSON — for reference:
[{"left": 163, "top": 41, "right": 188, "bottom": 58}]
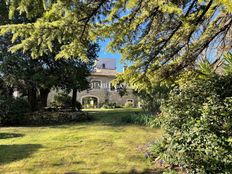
[
  {"left": 0, "top": 0, "right": 102, "bottom": 60},
  {"left": 0, "top": 1, "right": 99, "bottom": 111},
  {"left": 50, "top": 43, "right": 99, "bottom": 110},
  {"left": 0, "top": 43, "right": 98, "bottom": 111},
  {"left": 104, "top": 0, "right": 232, "bottom": 90},
  {"left": 1, "top": 53, "right": 47, "bottom": 111},
  {"left": 0, "top": 0, "right": 231, "bottom": 90}
]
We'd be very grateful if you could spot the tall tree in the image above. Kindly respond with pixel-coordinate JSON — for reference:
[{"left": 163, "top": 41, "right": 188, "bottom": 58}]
[
  {"left": 48, "top": 43, "right": 99, "bottom": 110},
  {"left": 0, "top": 0, "right": 231, "bottom": 90},
  {"left": 105, "top": 0, "right": 232, "bottom": 91},
  {"left": 0, "top": 1, "right": 99, "bottom": 111},
  {"left": 0, "top": 43, "right": 98, "bottom": 111}
]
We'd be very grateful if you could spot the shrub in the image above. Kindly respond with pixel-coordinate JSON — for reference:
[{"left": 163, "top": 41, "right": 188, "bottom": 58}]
[
  {"left": 150, "top": 75, "right": 232, "bottom": 173},
  {"left": 138, "top": 84, "right": 170, "bottom": 114},
  {"left": 0, "top": 94, "right": 90, "bottom": 125},
  {"left": 75, "top": 101, "right": 82, "bottom": 111},
  {"left": 51, "top": 92, "right": 82, "bottom": 110},
  {"left": 124, "top": 102, "right": 134, "bottom": 108},
  {"left": 22, "top": 111, "right": 92, "bottom": 125},
  {"left": 51, "top": 92, "right": 72, "bottom": 108},
  {"left": 100, "top": 102, "right": 116, "bottom": 109},
  {"left": 0, "top": 96, "right": 30, "bottom": 125},
  {"left": 122, "top": 113, "right": 159, "bottom": 128}
]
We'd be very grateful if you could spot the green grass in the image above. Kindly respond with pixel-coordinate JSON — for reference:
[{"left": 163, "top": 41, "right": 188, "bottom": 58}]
[{"left": 0, "top": 108, "right": 162, "bottom": 174}]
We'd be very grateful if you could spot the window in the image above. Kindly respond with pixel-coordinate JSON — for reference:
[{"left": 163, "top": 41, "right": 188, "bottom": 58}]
[
  {"left": 91, "top": 81, "right": 101, "bottom": 89},
  {"left": 102, "top": 63, "right": 106, "bottom": 69}
]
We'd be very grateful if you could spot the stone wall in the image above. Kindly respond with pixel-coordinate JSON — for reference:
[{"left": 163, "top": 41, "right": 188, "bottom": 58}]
[
  {"left": 76, "top": 74, "right": 139, "bottom": 107},
  {"left": 76, "top": 88, "right": 138, "bottom": 107}
]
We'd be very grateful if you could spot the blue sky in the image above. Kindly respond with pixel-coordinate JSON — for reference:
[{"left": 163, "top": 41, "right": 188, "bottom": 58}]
[
  {"left": 98, "top": 39, "right": 124, "bottom": 72},
  {"left": 98, "top": 39, "right": 223, "bottom": 72}
]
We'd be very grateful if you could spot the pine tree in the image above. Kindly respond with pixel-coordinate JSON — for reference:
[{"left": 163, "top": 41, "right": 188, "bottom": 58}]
[
  {"left": 0, "top": 1, "right": 99, "bottom": 111},
  {"left": 0, "top": 0, "right": 231, "bottom": 90}
]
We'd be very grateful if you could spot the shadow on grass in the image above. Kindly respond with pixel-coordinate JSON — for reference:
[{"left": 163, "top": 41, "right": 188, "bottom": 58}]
[
  {"left": 0, "top": 133, "right": 24, "bottom": 139},
  {"left": 46, "top": 110, "right": 143, "bottom": 128},
  {"left": 63, "top": 168, "right": 163, "bottom": 174},
  {"left": 53, "top": 161, "right": 85, "bottom": 167},
  {"left": 101, "top": 168, "right": 163, "bottom": 174},
  {"left": 0, "top": 144, "right": 42, "bottom": 164},
  {"left": 8, "top": 109, "right": 148, "bottom": 128}
]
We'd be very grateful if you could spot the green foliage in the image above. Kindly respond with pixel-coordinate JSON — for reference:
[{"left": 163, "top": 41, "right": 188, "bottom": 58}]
[
  {"left": 0, "top": 96, "right": 30, "bottom": 125},
  {"left": 122, "top": 113, "right": 159, "bottom": 128},
  {"left": 22, "top": 112, "right": 92, "bottom": 125},
  {"left": 124, "top": 102, "right": 134, "bottom": 108},
  {"left": 0, "top": 0, "right": 98, "bottom": 60},
  {"left": 100, "top": 0, "right": 232, "bottom": 89},
  {"left": 0, "top": 33, "right": 98, "bottom": 111},
  {"left": 51, "top": 92, "right": 82, "bottom": 110},
  {"left": 150, "top": 75, "right": 232, "bottom": 173},
  {"left": 224, "top": 52, "right": 232, "bottom": 75},
  {"left": 51, "top": 92, "right": 71, "bottom": 108},
  {"left": 75, "top": 100, "right": 83, "bottom": 111},
  {"left": 0, "top": 1, "right": 231, "bottom": 90},
  {"left": 139, "top": 83, "right": 171, "bottom": 113},
  {"left": 100, "top": 102, "right": 117, "bottom": 109},
  {"left": 0, "top": 2, "right": 99, "bottom": 111},
  {"left": 117, "top": 85, "right": 128, "bottom": 97},
  {"left": 198, "top": 58, "right": 215, "bottom": 76},
  {"left": 0, "top": 78, "right": 8, "bottom": 96},
  {"left": 163, "top": 170, "right": 179, "bottom": 174}
]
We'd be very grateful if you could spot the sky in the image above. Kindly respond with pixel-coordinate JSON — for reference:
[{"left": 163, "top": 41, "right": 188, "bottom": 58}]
[
  {"left": 98, "top": 39, "right": 124, "bottom": 72},
  {"left": 97, "top": 38, "right": 224, "bottom": 72}
]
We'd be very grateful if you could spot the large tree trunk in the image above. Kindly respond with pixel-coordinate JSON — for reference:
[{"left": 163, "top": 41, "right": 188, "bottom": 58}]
[
  {"left": 39, "top": 88, "right": 50, "bottom": 109},
  {"left": 72, "top": 88, "right": 77, "bottom": 111},
  {"left": 28, "top": 87, "right": 37, "bottom": 112}
]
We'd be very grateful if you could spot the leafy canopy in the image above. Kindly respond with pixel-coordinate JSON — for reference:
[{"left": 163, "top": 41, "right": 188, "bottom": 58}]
[{"left": 0, "top": 0, "right": 231, "bottom": 89}]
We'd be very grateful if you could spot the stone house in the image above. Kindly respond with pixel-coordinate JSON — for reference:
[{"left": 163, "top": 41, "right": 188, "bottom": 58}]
[
  {"left": 76, "top": 58, "right": 139, "bottom": 108},
  {"left": 47, "top": 58, "right": 139, "bottom": 108}
]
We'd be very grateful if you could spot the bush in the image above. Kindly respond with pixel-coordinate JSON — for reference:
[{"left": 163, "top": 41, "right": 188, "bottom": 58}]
[
  {"left": 150, "top": 75, "right": 232, "bottom": 173},
  {"left": 138, "top": 84, "right": 170, "bottom": 114},
  {"left": 100, "top": 102, "right": 117, "bottom": 109},
  {"left": 22, "top": 111, "right": 92, "bottom": 125},
  {"left": 51, "top": 92, "right": 72, "bottom": 108},
  {"left": 0, "top": 96, "right": 30, "bottom": 125},
  {"left": 51, "top": 92, "right": 82, "bottom": 110},
  {"left": 75, "top": 101, "right": 82, "bottom": 111},
  {"left": 124, "top": 102, "right": 134, "bottom": 108},
  {"left": 122, "top": 113, "right": 159, "bottom": 128}
]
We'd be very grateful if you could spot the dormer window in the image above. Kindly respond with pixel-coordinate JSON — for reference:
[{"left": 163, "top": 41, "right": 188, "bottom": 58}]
[{"left": 102, "top": 63, "right": 106, "bottom": 69}]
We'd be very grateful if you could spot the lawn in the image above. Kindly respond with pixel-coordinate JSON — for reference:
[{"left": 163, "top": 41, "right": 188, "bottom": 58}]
[{"left": 0, "top": 108, "right": 162, "bottom": 174}]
